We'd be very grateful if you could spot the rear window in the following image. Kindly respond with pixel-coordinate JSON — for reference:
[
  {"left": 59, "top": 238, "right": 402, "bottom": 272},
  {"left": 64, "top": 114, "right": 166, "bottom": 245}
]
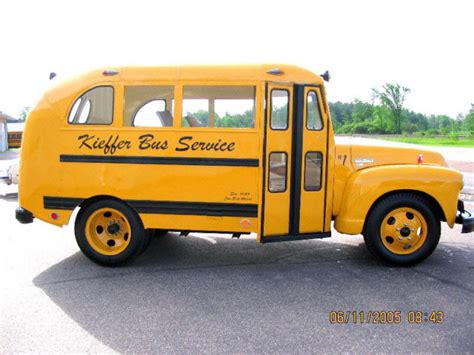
[{"left": 68, "top": 86, "right": 114, "bottom": 125}]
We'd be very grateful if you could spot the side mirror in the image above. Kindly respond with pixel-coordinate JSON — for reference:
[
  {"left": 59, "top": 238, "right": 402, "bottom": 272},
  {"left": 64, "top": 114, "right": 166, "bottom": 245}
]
[{"left": 320, "top": 70, "right": 330, "bottom": 82}]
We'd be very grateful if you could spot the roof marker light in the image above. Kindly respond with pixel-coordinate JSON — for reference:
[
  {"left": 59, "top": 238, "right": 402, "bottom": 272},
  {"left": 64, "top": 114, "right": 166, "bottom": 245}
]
[
  {"left": 266, "top": 68, "right": 284, "bottom": 75},
  {"left": 417, "top": 154, "right": 424, "bottom": 164},
  {"left": 103, "top": 69, "right": 119, "bottom": 76}
]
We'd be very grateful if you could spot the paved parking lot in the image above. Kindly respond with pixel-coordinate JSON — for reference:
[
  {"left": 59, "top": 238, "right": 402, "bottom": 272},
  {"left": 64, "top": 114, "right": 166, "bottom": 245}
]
[{"left": 1, "top": 181, "right": 473, "bottom": 353}]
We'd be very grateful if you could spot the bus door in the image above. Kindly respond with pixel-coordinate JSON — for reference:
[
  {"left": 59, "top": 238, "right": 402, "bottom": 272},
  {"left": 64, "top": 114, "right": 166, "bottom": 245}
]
[{"left": 261, "top": 84, "right": 328, "bottom": 241}]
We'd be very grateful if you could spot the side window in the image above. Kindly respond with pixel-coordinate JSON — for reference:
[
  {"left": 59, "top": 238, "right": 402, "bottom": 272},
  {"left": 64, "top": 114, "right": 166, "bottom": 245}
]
[
  {"left": 182, "top": 86, "right": 255, "bottom": 128},
  {"left": 270, "top": 89, "right": 289, "bottom": 130},
  {"left": 304, "top": 152, "right": 323, "bottom": 191},
  {"left": 68, "top": 86, "right": 113, "bottom": 125},
  {"left": 306, "top": 91, "right": 323, "bottom": 130},
  {"left": 268, "top": 152, "right": 287, "bottom": 193},
  {"left": 124, "top": 86, "right": 174, "bottom": 127}
]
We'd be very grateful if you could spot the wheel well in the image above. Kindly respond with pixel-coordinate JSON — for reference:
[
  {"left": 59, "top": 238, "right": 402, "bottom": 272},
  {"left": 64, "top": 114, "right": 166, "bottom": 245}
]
[
  {"left": 363, "top": 190, "right": 446, "bottom": 233},
  {"left": 79, "top": 195, "right": 125, "bottom": 210}
]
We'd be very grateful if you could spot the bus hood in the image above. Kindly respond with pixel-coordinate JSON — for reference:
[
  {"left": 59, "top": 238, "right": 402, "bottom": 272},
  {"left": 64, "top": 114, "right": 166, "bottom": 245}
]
[{"left": 335, "top": 138, "right": 447, "bottom": 170}]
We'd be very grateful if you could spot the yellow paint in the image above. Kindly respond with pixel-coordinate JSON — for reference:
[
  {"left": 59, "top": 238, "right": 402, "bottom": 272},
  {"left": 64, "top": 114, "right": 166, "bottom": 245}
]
[
  {"left": 263, "top": 83, "right": 293, "bottom": 236},
  {"left": 18, "top": 64, "right": 463, "bottom": 246}
]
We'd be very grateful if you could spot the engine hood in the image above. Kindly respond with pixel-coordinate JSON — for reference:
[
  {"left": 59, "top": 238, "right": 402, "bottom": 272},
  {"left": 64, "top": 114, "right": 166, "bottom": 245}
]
[{"left": 335, "top": 138, "right": 447, "bottom": 170}]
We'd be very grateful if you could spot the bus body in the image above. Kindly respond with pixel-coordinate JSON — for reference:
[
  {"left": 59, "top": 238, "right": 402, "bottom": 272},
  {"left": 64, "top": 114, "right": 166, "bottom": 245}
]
[{"left": 15, "top": 64, "right": 472, "bottom": 266}]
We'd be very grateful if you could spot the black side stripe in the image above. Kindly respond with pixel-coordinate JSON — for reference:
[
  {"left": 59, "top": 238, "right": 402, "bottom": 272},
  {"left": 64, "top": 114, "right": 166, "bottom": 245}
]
[
  {"left": 60, "top": 155, "right": 259, "bottom": 167},
  {"left": 43, "top": 196, "right": 258, "bottom": 218},
  {"left": 44, "top": 197, "right": 83, "bottom": 210}
]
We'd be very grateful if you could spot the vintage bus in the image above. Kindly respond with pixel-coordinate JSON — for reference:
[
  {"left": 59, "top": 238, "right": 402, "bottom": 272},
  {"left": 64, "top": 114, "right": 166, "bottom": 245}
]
[
  {"left": 15, "top": 64, "right": 472, "bottom": 266},
  {"left": 7, "top": 131, "right": 22, "bottom": 148}
]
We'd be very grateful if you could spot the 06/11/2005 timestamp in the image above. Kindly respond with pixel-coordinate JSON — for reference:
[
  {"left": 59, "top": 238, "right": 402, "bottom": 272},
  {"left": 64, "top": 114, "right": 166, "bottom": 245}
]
[{"left": 329, "top": 311, "right": 444, "bottom": 324}]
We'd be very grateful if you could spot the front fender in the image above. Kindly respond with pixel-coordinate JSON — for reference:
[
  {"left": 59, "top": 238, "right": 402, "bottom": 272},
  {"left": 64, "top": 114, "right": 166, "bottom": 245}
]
[{"left": 334, "top": 165, "right": 463, "bottom": 235}]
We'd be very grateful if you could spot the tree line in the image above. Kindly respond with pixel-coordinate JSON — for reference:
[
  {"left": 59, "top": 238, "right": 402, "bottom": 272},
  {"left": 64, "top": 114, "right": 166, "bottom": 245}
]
[{"left": 330, "top": 83, "right": 474, "bottom": 137}]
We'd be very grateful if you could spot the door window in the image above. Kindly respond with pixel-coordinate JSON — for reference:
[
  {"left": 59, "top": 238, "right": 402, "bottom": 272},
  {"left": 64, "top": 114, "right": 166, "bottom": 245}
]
[
  {"left": 304, "top": 152, "right": 323, "bottom": 191},
  {"left": 268, "top": 152, "right": 288, "bottom": 193},
  {"left": 270, "top": 89, "right": 289, "bottom": 130},
  {"left": 306, "top": 91, "right": 323, "bottom": 130}
]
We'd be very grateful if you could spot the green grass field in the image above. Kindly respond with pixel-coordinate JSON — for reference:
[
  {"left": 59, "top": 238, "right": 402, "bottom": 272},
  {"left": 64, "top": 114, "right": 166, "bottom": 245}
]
[{"left": 381, "top": 136, "right": 474, "bottom": 147}]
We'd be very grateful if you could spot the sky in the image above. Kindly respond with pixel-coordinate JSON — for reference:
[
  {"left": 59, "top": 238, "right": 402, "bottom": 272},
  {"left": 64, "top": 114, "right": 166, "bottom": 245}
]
[{"left": 0, "top": 0, "right": 473, "bottom": 118}]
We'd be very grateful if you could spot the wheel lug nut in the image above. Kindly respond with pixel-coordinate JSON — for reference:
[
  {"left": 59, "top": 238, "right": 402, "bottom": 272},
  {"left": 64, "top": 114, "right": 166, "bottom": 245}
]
[
  {"left": 398, "top": 236, "right": 403, "bottom": 240},
  {"left": 408, "top": 237, "right": 412, "bottom": 240}
]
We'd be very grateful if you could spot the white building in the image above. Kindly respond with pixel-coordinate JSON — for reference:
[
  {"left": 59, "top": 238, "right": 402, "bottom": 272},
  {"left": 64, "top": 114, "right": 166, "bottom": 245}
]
[{"left": 0, "top": 112, "right": 9, "bottom": 152}]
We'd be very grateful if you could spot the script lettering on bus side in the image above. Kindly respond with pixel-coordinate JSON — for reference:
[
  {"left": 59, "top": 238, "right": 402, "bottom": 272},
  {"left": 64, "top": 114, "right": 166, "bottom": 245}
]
[{"left": 77, "top": 134, "right": 236, "bottom": 154}]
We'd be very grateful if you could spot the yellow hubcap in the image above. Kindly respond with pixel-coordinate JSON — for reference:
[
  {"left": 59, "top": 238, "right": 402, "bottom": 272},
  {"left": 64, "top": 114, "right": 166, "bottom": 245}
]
[
  {"left": 380, "top": 207, "right": 428, "bottom": 255},
  {"left": 85, "top": 208, "right": 131, "bottom": 256}
]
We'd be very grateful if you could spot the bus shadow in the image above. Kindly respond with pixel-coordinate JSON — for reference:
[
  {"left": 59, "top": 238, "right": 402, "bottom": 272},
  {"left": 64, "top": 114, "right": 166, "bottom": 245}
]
[{"left": 32, "top": 233, "right": 464, "bottom": 353}]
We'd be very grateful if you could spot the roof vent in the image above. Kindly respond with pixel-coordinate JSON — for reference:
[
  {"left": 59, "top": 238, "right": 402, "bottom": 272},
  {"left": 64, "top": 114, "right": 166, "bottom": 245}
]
[
  {"left": 266, "top": 68, "right": 284, "bottom": 75},
  {"left": 102, "top": 69, "right": 119, "bottom": 76}
]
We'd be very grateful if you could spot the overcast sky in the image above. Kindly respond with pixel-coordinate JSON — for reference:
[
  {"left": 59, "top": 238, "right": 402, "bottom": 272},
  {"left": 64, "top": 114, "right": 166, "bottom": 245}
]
[{"left": 0, "top": 0, "right": 472, "bottom": 118}]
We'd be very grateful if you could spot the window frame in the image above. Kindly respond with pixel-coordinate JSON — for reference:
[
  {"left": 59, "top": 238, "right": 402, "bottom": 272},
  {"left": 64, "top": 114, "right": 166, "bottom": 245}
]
[
  {"left": 303, "top": 151, "right": 323, "bottom": 192},
  {"left": 268, "top": 151, "right": 288, "bottom": 193},
  {"left": 67, "top": 85, "right": 114, "bottom": 126},
  {"left": 305, "top": 90, "right": 324, "bottom": 131},
  {"left": 270, "top": 88, "right": 290, "bottom": 131}
]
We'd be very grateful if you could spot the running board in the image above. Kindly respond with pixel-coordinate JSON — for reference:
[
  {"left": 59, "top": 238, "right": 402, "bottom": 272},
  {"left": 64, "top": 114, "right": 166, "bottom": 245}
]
[{"left": 261, "top": 232, "right": 331, "bottom": 243}]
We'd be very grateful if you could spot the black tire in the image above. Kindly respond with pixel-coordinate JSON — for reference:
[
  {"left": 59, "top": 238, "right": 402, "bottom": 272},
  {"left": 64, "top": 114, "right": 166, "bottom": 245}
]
[
  {"left": 363, "top": 193, "right": 441, "bottom": 266},
  {"left": 75, "top": 199, "right": 148, "bottom": 266}
]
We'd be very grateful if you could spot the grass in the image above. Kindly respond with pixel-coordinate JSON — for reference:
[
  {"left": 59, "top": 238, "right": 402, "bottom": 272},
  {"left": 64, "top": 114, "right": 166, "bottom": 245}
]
[{"left": 381, "top": 136, "right": 474, "bottom": 147}]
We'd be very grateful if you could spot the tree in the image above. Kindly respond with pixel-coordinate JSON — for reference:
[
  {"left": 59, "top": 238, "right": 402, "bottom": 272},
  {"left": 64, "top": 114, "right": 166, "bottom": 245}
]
[
  {"left": 464, "top": 104, "right": 474, "bottom": 134},
  {"left": 18, "top": 106, "right": 30, "bottom": 122},
  {"left": 372, "top": 83, "right": 410, "bottom": 134}
]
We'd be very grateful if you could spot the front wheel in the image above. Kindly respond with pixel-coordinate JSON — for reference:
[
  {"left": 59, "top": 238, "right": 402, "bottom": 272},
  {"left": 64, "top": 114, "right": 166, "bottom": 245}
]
[
  {"left": 75, "top": 199, "right": 148, "bottom": 266},
  {"left": 363, "top": 193, "right": 441, "bottom": 265}
]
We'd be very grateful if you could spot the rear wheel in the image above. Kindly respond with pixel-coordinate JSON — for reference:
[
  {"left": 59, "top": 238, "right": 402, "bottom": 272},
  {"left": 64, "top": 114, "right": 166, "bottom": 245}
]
[
  {"left": 363, "top": 193, "right": 440, "bottom": 265},
  {"left": 75, "top": 199, "right": 148, "bottom": 266}
]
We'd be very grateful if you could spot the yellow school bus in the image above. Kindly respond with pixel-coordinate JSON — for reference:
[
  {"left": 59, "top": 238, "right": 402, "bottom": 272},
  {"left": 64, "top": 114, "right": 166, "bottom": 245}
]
[
  {"left": 15, "top": 64, "right": 472, "bottom": 266},
  {"left": 7, "top": 131, "right": 22, "bottom": 148}
]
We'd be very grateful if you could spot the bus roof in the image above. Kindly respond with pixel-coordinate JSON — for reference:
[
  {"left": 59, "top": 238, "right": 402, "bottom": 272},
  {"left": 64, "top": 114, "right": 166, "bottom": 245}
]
[{"left": 43, "top": 64, "right": 324, "bottom": 105}]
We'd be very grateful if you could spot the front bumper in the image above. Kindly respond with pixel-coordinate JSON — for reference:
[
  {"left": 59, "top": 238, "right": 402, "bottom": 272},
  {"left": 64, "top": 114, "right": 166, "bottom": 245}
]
[
  {"left": 16, "top": 207, "right": 34, "bottom": 224},
  {"left": 456, "top": 200, "right": 473, "bottom": 234}
]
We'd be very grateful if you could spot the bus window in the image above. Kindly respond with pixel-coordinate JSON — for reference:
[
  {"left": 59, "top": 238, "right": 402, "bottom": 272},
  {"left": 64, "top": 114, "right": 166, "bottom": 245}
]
[
  {"left": 270, "top": 89, "right": 289, "bottom": 130},
  {"left": 124, "top": 86, "right": 174, "bottom": 127},
  {"left": 306, "top": 91, "right": 323, "bottom": 130},
  {"left": 182, "top": 86, "right": 255, "bottom": 128},
  {"left": 68, "top": 86, "right": 113, "bottom": 125},
  {"left": 268, "top": 152, "right": 288, "bottom": 193}
]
